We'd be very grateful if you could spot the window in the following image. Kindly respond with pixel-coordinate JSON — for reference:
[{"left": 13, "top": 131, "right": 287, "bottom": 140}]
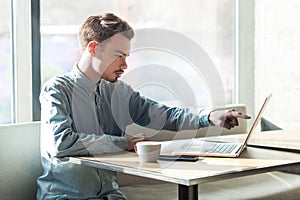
[
  {"left": 41, "top": 0, "right": 235, "bottom": 111},
  {"left": 255, "top": 0, "right": 300, "bottom": 129},
  {"left": 0, "top": 0, "right": 12, "bottom": 123},
  {"left": 0, "top": 1, "right": 236, "bottom": 124}
]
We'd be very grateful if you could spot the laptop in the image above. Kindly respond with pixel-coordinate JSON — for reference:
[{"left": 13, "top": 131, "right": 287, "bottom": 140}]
[{"left": 173, "top": 94, "right": 272, "bottom": 158}]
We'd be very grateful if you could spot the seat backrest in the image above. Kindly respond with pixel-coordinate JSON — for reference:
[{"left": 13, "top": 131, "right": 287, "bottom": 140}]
[{"left": 0, "top": 121, "right": 42, "bottom": 200}]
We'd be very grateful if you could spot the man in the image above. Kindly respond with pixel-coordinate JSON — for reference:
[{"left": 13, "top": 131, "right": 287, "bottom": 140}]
[{"left": 37, "top": 13, "right": 250, "bottom": 199}]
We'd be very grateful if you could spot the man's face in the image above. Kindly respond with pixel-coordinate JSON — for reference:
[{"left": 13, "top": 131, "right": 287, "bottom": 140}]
[{"left": 94, "top": 33, "right": 131, "bottom": 82}]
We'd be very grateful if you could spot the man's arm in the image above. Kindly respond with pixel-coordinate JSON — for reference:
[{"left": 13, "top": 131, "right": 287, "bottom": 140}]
[
  {"left": 40, "top": 84, "right": 128, "bottom": 158},
  {"left": 128, "top": 90, "right": 250, "bottom": 131},
  {"left": 128, "top": 91, "right": 212, "bottom": 131}
]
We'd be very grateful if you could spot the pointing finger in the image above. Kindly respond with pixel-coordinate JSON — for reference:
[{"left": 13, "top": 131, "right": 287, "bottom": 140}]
[{"left": 231, "top": 111, "right": 251, "bottom": 119}]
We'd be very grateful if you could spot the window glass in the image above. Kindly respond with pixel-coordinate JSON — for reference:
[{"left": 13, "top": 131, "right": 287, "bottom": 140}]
[
  {"left": 41, "top": 0, "right": 234, "bottom": 109},
  {"left": 255, "top": 0, "right": 300, "bottom": 129},
  {"left": 0, "top": 0, "right": 12, "bottom": 123}
]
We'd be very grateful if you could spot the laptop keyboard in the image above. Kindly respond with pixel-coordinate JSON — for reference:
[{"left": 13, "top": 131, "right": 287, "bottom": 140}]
[{"left": 209, "top": 143, "right": 238, "bottom": 154}]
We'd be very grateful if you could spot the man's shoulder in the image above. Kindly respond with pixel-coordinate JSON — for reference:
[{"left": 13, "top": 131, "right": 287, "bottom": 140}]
[{"left": 42, "top": 73, "right": 74, "bottom": 91}]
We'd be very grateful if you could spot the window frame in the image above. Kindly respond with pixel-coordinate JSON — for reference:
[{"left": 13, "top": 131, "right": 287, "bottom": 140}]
[
  {"left": 11, "top": 0, "right": 40, "bottom": 123},
  {"left": 235, "top": 0, "right": 255, "bottom": 117}
]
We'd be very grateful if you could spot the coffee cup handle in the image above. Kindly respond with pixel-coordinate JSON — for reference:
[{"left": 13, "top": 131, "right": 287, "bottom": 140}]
[{"left": 134, "top": 144, "right": 138, "bottom": 154}]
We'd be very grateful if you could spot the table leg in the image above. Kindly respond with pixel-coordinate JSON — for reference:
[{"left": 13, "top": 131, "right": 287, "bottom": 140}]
[{"left": 178, "top": 184, "right": 198, "bottom": 200}]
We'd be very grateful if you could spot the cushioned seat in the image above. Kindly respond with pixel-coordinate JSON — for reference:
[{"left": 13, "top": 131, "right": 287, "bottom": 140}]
[
  {"left": 120, "top": 171, "right": 300, "bottom": 200},
  {"left": 0, "top": 122, "right": 42, "bottom": 200}
]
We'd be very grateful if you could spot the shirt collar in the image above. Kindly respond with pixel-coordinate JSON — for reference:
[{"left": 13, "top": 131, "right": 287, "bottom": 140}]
[{"left": 71, "top": 62, "right": 99, "bottom": 93}]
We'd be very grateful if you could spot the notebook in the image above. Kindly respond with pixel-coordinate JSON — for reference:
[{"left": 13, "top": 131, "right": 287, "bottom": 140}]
[{"left": 173, "top": 94, "right": 272, "bottom": 158}]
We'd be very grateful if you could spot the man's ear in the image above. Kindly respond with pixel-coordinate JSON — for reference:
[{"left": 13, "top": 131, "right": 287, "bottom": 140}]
[{"left": 87, "top": 41, "right": 97, "bottom": 57}]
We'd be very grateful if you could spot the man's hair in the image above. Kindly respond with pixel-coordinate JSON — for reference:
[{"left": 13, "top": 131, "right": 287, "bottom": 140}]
[{"left": 78, "top": 13, "right": 134, "bottom": 52}]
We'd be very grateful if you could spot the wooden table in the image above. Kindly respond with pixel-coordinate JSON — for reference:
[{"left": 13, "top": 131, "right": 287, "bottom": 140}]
[
  {"left": 69, "top": 130, "right": 300, "bottom": 200},
  {"left": 248, "top": 130, "right": 300, "bottom": 151}
]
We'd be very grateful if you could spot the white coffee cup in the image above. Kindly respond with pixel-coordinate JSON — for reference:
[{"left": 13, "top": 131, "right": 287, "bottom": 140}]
[{"left": 134, "top": 141, "right": 161, "bottom": 163}]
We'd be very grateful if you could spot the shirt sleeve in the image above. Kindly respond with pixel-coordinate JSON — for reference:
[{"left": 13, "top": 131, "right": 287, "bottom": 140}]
[
  {"left": 40, "top": 81, "right": 127, "bottom": 158},
  {"left": 128, "top": 91, "right": 212, "bottom": 132}
]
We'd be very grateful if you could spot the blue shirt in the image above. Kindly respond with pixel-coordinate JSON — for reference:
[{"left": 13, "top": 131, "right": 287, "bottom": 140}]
[{"left": 37, "top": 64, "right": 211, "bottom": 199}]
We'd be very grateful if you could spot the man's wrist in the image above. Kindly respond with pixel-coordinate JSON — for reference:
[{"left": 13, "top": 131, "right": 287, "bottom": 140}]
[
  {"left": 208, "top": 111, "right": 215, "bottom": 126},
  {"left": 114, "top": 136, "right": 128, "bottom": 150},
  {"left": 199, "top": 108, "right": 215, "bottom": 127}
]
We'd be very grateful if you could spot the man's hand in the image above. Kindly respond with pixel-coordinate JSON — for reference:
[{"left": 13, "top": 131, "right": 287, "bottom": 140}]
[
  {"left": 209, "top": 109, "right": 251, "bottom": 130},
  {"left": 126, "top": 133, "right": 149, "bottom": 151}
]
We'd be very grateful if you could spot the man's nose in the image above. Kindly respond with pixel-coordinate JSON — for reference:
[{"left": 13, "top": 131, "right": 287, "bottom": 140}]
[{"left": 120, "top": 56, "right": 128, "bottom": 69}]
